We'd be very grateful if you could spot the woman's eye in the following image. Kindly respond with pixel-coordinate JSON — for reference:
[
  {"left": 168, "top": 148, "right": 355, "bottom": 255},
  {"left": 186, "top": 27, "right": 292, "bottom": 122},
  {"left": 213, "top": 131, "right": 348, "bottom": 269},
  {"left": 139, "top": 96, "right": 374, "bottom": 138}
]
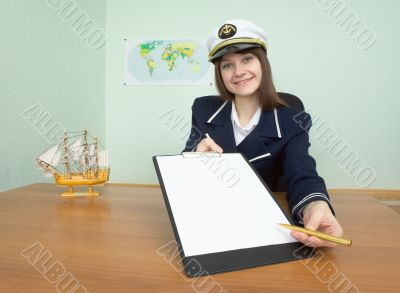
[
  {"left": 243, "top": 56, "right": 253, "bottom": 62},
  {"left": 221, "top": 63, "right": 232, "bottom": 70}
]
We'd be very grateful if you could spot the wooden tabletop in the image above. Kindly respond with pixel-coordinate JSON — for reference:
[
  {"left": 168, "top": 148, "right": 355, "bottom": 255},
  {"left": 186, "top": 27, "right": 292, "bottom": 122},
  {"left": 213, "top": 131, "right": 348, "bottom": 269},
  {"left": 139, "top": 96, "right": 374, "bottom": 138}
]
[{"left": 1, "top": 184, "right": 399, "bottom": 293}]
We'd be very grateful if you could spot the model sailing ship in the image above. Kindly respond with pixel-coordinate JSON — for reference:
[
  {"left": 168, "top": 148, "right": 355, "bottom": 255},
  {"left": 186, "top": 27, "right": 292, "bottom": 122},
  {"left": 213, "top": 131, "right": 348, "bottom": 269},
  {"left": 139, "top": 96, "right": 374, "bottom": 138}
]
[{"left": 36, "top": 130, "right": 110, "bottom": 197}]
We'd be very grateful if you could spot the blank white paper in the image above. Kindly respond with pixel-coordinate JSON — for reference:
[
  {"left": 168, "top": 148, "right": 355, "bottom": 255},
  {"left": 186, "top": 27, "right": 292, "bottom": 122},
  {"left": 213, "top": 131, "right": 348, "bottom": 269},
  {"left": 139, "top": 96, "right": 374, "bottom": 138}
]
[{"left": 156, "top": 153, "right": 296, "bottom": 257}]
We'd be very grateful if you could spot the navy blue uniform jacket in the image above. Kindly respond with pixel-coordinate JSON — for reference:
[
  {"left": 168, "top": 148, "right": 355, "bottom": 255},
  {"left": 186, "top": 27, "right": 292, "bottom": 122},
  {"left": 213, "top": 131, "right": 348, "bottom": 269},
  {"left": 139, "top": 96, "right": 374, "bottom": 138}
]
[{"left": 183, "top": 96, "right": 334, "bottom": 223}]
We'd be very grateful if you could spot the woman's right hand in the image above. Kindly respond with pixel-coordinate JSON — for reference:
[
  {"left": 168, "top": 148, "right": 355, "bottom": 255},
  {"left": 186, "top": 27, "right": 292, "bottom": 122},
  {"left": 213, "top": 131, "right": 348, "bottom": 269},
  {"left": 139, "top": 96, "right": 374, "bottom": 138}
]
[{"left": 196, "top": 137, "right": 223, "bottom": 153}]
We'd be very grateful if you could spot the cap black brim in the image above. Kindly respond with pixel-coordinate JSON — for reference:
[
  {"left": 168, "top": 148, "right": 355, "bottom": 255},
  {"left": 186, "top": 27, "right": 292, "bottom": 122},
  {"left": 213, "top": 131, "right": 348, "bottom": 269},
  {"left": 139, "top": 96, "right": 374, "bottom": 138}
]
[{"left": 209, "top": 43, "right": 262, "bottom": 62}]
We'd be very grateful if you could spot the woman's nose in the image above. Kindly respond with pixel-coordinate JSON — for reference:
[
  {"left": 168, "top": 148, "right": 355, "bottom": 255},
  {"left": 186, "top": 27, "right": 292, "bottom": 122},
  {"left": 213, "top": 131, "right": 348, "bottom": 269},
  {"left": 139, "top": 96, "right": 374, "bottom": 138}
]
[{"left": 234, "top": 64, "right": 245, "bottom": 76}]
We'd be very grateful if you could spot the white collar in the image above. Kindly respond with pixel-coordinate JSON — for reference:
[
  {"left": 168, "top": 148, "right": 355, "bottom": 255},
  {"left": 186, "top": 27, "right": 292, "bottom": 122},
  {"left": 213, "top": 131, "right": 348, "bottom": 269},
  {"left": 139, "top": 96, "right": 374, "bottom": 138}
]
[{"left": 231, "top": 101, "right": 262, "bottom": 131}]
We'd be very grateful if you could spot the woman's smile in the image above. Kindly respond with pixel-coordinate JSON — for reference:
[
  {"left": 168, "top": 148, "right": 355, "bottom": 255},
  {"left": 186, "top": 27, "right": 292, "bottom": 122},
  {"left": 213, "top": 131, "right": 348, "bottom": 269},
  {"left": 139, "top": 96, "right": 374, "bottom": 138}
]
[{"left": 234, "top": 77, "right": 254, "bottom": 85}]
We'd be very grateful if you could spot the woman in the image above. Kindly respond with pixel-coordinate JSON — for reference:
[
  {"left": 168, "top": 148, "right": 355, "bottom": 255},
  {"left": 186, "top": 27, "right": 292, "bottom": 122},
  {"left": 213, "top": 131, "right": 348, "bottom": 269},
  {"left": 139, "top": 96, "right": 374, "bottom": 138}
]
[{"left": 184, "top": 19, "right": 343, "bottom": 248}]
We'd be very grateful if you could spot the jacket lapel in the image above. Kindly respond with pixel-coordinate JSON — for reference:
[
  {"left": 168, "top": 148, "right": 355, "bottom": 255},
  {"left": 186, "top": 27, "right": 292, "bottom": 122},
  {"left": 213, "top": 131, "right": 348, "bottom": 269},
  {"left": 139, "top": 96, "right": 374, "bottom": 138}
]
[
  {"left": 204, "top": 101, "right": 283, "bottom": 159},
  {"left": 237, "top": 109, "right": 283, "bottom": 162},
  {"left": 205, "top": 101, "right": 237, "bottom": 153},
  {"left": 236, "top": 129, "right": 271, "bottom": 161}
]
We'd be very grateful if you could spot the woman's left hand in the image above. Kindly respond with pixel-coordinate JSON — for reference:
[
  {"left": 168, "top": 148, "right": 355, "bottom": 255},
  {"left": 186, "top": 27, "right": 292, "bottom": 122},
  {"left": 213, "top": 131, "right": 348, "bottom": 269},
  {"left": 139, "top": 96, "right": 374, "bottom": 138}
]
[{"left": 290, "top": 200, "right": 344, "bottom": 248}]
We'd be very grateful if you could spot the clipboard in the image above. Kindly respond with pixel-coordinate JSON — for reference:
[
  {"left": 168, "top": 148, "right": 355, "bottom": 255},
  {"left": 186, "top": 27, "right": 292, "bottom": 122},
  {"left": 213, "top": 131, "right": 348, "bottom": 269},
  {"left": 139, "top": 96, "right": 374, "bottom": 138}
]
[{"left": 153, "top": 153, "right": 314, "bottom": 277}]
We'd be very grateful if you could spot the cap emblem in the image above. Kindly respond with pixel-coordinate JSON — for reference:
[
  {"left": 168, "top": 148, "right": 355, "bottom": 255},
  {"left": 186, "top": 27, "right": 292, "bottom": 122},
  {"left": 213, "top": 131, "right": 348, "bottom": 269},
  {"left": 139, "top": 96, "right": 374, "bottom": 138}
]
[{"left": 218, "top": 24, "right": 237, "bottom": 39}]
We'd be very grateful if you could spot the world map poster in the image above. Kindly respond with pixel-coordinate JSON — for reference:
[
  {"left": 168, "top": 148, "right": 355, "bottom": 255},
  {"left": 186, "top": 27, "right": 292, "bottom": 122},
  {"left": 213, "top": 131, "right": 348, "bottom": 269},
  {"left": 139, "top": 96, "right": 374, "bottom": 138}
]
[{"left": 124, "top": 38, "right": 213, "bottom": 85}]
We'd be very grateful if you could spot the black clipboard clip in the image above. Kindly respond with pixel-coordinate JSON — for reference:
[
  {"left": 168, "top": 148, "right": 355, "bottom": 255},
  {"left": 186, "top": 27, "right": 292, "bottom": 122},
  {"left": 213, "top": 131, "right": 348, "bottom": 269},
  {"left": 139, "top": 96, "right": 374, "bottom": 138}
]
[{"left": 181, "top": 152, "right": 221, "bottom": 159}]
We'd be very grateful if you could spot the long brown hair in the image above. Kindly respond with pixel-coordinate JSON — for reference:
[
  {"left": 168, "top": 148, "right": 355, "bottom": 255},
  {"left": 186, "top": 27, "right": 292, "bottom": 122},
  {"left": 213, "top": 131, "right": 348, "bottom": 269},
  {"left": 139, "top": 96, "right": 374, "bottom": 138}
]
[{"left": 213, "top": 47, "right": 287, "bottom": 111}]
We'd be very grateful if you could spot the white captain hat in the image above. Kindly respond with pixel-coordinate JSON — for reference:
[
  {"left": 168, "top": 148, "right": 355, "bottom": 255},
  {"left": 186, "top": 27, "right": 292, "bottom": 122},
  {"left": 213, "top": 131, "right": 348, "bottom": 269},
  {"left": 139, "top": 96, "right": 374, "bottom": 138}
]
[{"left": 206, "top": 19, "right": 268, "bottom": 62}]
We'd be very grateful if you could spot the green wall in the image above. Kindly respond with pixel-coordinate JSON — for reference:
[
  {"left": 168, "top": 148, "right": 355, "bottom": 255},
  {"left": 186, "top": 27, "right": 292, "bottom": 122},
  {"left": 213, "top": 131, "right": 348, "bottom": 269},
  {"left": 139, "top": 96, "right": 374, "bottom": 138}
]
[
  {"left": 0, "top": 0, "right": 105, "bottom": 192},
  {"left": 105, "top": 0, "right": 399, "bottom": 189},
  {"left": 1, "top": 0, "right": 399, "bottom": 192}
]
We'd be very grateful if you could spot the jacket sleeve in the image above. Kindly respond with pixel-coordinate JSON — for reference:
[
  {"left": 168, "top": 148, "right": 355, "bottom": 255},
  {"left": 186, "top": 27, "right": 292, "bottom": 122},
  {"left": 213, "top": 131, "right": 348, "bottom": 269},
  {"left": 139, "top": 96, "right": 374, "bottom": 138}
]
[
  {"left": 282, "top": 111, "right": 335, "bottom": 224},
  {"left": 183, "top": 99, "right": 205, "bottom": 152}
]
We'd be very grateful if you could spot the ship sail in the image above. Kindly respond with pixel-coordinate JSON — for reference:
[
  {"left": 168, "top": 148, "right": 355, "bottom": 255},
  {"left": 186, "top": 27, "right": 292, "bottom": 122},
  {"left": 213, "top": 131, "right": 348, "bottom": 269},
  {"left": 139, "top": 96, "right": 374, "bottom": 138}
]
[
  {"left": 89, "top": 144, "right": 95, "bottom": 157},
  {"left": 49, "top": 150, "right": 62, "bottom": 167},
  {"left": 38, "top": 145, "right": 58, "bottom": 164},
  {"left": 98, "top": 150, "right": 109, "bottom": 167},
  {"left": 43, "top": 171, "right": 54, "bottom": 178},
  {"left": 87, "top": 144, "right": 97, "bottom": 168},
  {"left": 70, "top": 138, "right": 83, "bottom": 161}
]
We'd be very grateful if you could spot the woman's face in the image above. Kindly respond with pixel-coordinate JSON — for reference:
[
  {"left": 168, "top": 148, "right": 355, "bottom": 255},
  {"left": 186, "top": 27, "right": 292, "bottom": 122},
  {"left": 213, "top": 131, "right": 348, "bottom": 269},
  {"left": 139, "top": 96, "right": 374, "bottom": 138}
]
[{"left": 219, "top": 52, "right": 262, "bottom": 100}]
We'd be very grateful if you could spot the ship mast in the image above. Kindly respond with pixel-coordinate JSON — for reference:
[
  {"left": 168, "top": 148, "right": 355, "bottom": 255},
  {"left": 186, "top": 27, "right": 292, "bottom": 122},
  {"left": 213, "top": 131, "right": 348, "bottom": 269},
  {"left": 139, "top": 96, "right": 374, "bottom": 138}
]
[
  {"left": 83, "top": 129, "right": 89, "bottom": 176},
  {"left": 94, "top": 137, "right": 99, "bottom": 177},
  {"left": 63, "top": 132, "right": 70, "bottom": 178}
]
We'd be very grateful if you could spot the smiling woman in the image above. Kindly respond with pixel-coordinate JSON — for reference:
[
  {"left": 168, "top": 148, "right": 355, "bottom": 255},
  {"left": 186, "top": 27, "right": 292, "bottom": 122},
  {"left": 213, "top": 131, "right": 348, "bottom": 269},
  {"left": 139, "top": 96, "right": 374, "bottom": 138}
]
[
  {"left": 219, "top": 52, "right": 262, "bottom": 102},
  {"left": 183, "top": 19, "right": 344, "bottom": 248},
  {"left": 214, "top": 47, "right": 285, "bottom": 112}
]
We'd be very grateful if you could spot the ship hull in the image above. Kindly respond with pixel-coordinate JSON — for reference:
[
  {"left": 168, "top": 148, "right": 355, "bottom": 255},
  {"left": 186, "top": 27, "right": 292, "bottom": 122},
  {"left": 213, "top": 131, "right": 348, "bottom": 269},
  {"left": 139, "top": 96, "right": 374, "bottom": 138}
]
[
  {"left": 54, "top": 168, "right": 109, "bottom": 186},
  {"left": 54, "top": 169, "right": 110, "bottom": 196}
]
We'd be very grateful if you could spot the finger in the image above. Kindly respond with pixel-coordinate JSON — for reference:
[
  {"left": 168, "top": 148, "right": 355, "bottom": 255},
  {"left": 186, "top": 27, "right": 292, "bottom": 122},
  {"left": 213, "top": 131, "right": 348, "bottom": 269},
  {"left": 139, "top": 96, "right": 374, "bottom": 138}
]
[
  {"left": 196, "top": 141, "right": 211, "bottom": 152},
  {"left": 291, "top": 231, "right": 310, "bottom": 244},
  {"left": 292, "top": 230, "right": 339, "bottom": 248},
  {"left": 209, "top": 143, "right": 223, "bottom": 153},
  {"left": 202, "top": 138, "right": 223, "bottom": 153},
  {"left": 304, "top": 211, "right": 323, "bottom": 231},
  {"left": 292, "top": 233, "right": 314, "bottom": 247},
  {"left": 306, "top": 236, "right": 337, "bottom": 248},
  {"left": 292, "top": 230, "right": 339, "bottom": 247},
  {"left": 196, "top": 138, "right": 213, "bottom": 152},
  {"left": 329, "top": 222, "right": 344, "bottom": 237}
]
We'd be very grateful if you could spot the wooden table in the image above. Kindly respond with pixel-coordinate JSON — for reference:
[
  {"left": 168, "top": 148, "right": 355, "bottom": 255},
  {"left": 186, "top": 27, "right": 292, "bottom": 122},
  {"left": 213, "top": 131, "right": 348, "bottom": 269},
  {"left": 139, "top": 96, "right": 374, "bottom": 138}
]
[{"left": 1, "top": 184, "right": 399, "bottom": 293}]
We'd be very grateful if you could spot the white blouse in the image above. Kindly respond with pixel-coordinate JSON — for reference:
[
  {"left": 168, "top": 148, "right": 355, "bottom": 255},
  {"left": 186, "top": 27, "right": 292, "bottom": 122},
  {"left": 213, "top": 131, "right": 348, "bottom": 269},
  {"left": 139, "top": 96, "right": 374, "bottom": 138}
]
[{"left": 231, "top": 101, "right": 262, "bottom": 146}]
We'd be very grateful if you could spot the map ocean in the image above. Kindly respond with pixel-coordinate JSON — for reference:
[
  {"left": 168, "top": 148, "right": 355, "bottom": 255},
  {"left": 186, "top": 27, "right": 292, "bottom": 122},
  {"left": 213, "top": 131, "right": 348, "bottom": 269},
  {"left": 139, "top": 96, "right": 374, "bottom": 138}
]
[{"left": 125, "top": 39, "right": 211, "bottom": 85}]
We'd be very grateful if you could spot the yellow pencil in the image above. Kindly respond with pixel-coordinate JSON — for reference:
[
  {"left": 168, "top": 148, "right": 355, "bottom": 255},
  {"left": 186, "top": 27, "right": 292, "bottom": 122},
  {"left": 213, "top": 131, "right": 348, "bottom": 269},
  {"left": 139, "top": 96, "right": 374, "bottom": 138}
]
[{"left": 278, "top": 223, "right": 352, "bottom": 247}]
